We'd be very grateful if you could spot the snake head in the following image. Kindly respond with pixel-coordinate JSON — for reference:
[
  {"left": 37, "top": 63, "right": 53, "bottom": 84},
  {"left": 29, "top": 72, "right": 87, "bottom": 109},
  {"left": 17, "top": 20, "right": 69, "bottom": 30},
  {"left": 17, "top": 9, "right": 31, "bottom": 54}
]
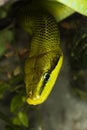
[{"left": 25, "top": 48, "right": 63, "bottom": 105}]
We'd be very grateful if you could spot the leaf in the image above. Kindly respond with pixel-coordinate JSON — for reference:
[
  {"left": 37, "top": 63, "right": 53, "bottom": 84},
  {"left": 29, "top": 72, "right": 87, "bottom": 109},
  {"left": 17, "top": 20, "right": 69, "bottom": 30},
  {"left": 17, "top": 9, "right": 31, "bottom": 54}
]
[
  {"left": 10, "top": 94, "right": 25, "bottom": 112},
  {"left": 12, "top": 116, "right": 21, "bottom": 126},
  {"left": 0, "top": 33, "right": 6, "bottom": 56},
  {"left": 18, "top": 111, "right": 29, "bottom": 127},
  {"left": 0, "top": 8, "right": 7, "bottom": 18},
  {"left": 0, "top": 82, "right": 9, "bottom": 93},
  {"left": 0, "top": 30, "right": 13, "bottom": 56},
  {"left": 55, "top": 0, "right": 87, "bottom": 16},
  {"left": 12, "top": 112, "right": 29, "bottom": 127},
  {"left": 43, "top": 0, "right": 87, "bottom": 22},
  {"left": 0, "top": 82, "right": 10, "bottom": 98}
]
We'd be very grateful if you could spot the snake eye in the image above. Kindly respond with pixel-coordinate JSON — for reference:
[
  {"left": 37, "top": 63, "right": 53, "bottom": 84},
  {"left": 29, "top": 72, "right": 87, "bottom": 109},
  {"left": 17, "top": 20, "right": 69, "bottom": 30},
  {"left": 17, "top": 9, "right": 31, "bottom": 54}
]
[{"left": 43, "top": 72, "right": 50, "bottom": 82}]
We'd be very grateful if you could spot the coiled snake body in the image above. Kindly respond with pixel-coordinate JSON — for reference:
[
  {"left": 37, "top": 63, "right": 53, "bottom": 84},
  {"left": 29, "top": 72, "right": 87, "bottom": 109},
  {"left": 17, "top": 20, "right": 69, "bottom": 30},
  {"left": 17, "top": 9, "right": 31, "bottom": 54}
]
[{"left": 14, "top": 1, "right": 63, "bottom": 105}]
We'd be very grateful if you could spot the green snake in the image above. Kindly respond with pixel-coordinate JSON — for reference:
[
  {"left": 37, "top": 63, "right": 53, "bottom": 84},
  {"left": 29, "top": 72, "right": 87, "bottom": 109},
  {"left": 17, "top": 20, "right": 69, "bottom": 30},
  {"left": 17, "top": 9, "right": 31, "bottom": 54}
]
[{"left": 12, "top": 0, "right": 63, "bottom": 105}]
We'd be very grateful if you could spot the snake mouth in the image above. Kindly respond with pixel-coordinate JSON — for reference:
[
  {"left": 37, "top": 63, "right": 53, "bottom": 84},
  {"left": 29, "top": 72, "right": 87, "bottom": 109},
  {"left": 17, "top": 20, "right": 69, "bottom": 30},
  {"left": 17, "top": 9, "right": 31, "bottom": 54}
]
[
  {"left": 26, "top": 81, "right": 46, "bottom": 105},
  {"left": 26, "top": 95, "right": 44, "bottom": 105}
]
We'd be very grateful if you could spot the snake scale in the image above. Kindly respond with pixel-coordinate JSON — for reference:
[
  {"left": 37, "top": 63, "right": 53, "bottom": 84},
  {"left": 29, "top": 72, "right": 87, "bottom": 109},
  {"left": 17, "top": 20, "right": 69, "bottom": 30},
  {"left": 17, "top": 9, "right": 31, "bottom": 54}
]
[{"left": 12, "top": 0, "right": 63, "bottom": 105}]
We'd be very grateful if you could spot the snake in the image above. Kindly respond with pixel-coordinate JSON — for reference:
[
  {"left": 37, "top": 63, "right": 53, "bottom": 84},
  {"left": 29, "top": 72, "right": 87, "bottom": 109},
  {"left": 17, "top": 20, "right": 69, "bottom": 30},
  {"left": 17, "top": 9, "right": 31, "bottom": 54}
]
[{"left": 12, "top": 0, "right": 63, "bottom": 105}]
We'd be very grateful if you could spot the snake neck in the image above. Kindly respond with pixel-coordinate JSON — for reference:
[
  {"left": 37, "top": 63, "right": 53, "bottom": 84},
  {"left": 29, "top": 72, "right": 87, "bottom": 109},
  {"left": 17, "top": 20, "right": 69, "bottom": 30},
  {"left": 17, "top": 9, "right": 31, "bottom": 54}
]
[
  {"left": 29, "top": 13, "right": 60, "bottom": 57},
  {"left": 13, "top": 1, "right": 60, "bottom": 56},
  {"left": 21, "top": 11, "right": 60, "bottom": 56}
]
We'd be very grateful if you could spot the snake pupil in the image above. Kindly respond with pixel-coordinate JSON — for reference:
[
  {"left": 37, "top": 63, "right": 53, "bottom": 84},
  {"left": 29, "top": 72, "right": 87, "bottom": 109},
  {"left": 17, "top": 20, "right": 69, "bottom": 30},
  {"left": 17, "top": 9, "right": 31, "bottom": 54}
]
[
  {"left": 39, "top": 72, "right": 50, "bottom": 95},
  {"left": 44, "top": 72, "right": 50, "bottom": 82}
]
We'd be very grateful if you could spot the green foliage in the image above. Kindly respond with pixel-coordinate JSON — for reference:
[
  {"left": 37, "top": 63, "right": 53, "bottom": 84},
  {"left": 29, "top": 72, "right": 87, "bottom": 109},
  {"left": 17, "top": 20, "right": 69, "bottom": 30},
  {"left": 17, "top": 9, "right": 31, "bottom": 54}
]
[
  {"left": 0, "top": 30, "right": 13, "bottom": 56},
  {"left": 0, "top": 27, "right": 29, "bottom": 129},
  {"left": 10, "top": 94, "right": 26, "bottom": 112},
  {"left": 0, "top": 8, "right": 7, "bottom": 18},
  {"left": 0, "top": 33, "right": 5, "bottom": 56},
  {"left": 55, "top": 0, "right": 87, "bottom": 16},
  {"left": 0, "top": 76, "right": 29, "bottom": 129},
  {"left": 0, "top": 82, "right": 10, "bottom": 99},
  {"left": 12, "top": 111, "right": 28, "bottom": 127},
  {"left": 44, "top": 0, "right": 87, "bottom": 22}
]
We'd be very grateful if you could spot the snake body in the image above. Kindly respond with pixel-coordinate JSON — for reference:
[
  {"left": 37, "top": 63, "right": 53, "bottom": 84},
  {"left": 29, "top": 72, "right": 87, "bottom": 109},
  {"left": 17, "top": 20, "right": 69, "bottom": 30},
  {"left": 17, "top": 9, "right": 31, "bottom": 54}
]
[{"left": 14, "top": 1, "right": 63, "bottom": 105}]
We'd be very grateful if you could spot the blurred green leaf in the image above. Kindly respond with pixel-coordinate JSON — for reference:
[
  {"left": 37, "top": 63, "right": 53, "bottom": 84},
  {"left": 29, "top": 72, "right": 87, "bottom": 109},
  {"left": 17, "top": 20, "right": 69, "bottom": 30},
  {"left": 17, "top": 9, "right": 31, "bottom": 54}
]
[
  {"left": 0, "top": 33, "right": 6, "bottom": 56},
  {"left": 43, "top": 0, "right": 87, "bottom": 22},
  {"left": 0, "top": 43, "right": 5, "bottom": 56},
  {"left": 0, "top": 8, "right": 7, "bottom": 18},
  {"left": 0, "top": 30, "right": 13, "bottom": 56},
  {"left": 10, "top": 94, "right": 25, "bottom": 112},
  {"left": 0, "top": 82, "right": 10, "bottom": 98},
  {"left": 12, "top": 116, "right": 22, "bottom": 126},
  {"left": 55, "top": 0, "right": 87, "bottom": 16},
  {"left": 18, "top": 111, "right": 28, "bottom": 127},
  {"left": 12, "top": 111, "right": 28, "bottom": 127}
]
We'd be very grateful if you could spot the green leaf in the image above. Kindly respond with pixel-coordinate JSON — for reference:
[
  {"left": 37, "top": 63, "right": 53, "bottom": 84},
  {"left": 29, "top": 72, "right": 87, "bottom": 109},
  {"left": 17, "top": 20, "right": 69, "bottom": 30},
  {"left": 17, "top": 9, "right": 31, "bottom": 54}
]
[
  {"left": 0, "top": 32, "right": 6, "bottom": 56},
  {"left": 0, "top": 30, "right": 13, "bottom": 56},
  {"left": 0, "top": 8, "right": 7, "bottom": 18},
  {"left": 12, "top": 112, "right": 29, "bottom": 127},
  {"left": 0, "top": 82, "right": 10, "bottom": 98},
  {"left": 55, "top": 0, "right": 87, "bottom": 16},
  {"left": 0, "top": 44, "right": 5, "bottom": 56},
  {"left": 18, "top": 111, "right": 28, "bottom": 127},
  {"left": 43, "top": 0, "right": 87, "bottom": 22},
  {"left": 10, "top": 94, "right": 25, "bottom": 112},
  {"left": 12, "top": 116, "right": 22, "bottom": 126}
]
